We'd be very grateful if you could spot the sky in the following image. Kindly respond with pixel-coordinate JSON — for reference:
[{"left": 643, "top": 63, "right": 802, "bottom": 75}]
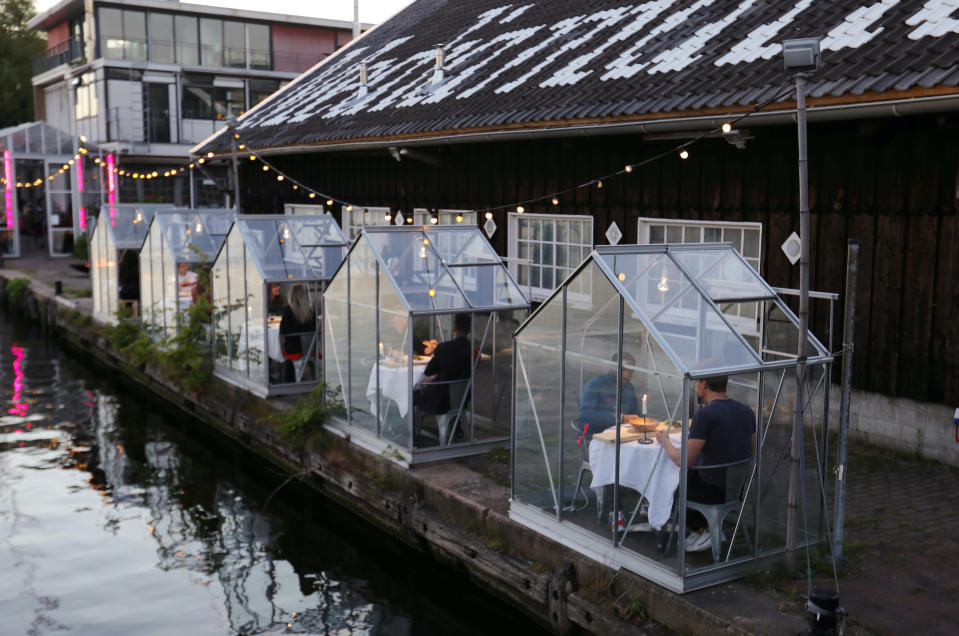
[{"left": 34, "top": 0, "right": 416, "bottom": 25}]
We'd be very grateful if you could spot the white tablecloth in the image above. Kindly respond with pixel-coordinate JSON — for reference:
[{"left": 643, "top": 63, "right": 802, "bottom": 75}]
[
  {"left": 366, "top": 361, "right": 429, "bottom": 417},
  {"left": 589, "top": 432, "right": 682, "bottom": 530},
  {"left": 235, "top": 323, "right": 284, "bottom": 367}
]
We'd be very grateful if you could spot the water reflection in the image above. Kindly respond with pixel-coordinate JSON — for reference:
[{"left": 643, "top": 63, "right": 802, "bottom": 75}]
[{"left": 0, "top": 317, "right": 544, "bottom": 636}]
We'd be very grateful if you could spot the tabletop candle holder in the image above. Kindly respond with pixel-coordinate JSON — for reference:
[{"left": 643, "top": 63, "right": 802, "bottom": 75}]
[{"left": 638, "top": 393, "right": 653, "bottom": 444}]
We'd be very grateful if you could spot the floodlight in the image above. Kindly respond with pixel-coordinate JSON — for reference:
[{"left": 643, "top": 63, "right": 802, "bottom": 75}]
[{"left": 782, "top": 38, "right": 820, "bottom": 72}]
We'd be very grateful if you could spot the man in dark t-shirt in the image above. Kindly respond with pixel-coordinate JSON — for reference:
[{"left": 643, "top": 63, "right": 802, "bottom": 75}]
[{"left": 656, "top": 374, "right": 755, "bottom": 552}]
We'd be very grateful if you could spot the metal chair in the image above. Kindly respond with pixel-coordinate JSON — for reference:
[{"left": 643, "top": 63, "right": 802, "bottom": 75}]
[
  {"left": 569, "top": 419, "right": 604, "bottom": 523},
  {"left": 686, "top": 457, "right": 753, "bottom": 562},
  {"left": 283, "top": 331, "right": 317, "bottom": 383},
  {"left": 437, "top": 378, "right": 470, "bottom": 445}
]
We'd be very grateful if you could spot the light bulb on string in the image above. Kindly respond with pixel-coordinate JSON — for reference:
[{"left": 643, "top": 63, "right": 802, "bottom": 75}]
[
  {"left": 326, "top": 199, "right": 333, "bottom": 206},
  {"left": 346, "top": 205, "right": 353, "bottom": 212},
  {"left": 238, "top": 144, "right": 245, "bottom": 150},
  {"left": 233, "top": 133, "right": 240, "bottom": 139},
  {"left": 292, "top": 184, "right": 298, "bottom": 190},
  {"left": 385, "top": 213, "right": 392, "bottom": 221},
  {"left": 189, "top": 163, "right": 194, "bottom": 169},
  {"left": 485, "top": 211, "right": 493, "bottom": 220},
  {"left": 249, "top": 154, "right": 256, "bottom": 161},
  {"left": 722, "top": 122, "right": 732, "bottom": 134},
  {"left": 679, "top": 149, "right": 689, "bottom": 160},
  {"left": 516, "top": 206, "right": 525, "bottom": 213},
  {"left": 308, "top": 192, "right": 316, "bottom": 199},
  {"left": 152, "top": 171, "right": 158, "bottom": 177},
  {"left": 595, "top": 180, "right": 603, "bottom": 189},
  {"left": 625, "top": 164, "right": 633, "bottom": 173},
  {"left": 206, "top": 152, "right": 214, "bottom": 158},
  {"left": 551, "top": 197, "right": 559, "bottom": 206},
  {"left": 262, "top": 165, "right": 269, "bottom": 172},
  {"left": 276, "top": 175, "right": 284, "bottom": 181},
  {"left": 406, "top": 216, "right": 413, "bottom": 224},
  {"left": 455, "top": 214, "right": 463, "bottom": 223},
  {"left": 198, "top": 158, "right": 205, "bottom": 164}
]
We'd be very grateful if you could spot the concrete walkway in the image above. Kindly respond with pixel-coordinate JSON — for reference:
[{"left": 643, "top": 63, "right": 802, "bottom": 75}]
[{"left": 5, "top": 249, "right": 956, "bottom": 635}]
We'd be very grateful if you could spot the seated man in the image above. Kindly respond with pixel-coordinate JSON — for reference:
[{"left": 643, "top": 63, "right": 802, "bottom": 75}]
[
  {"left": 578, "top": 352, "right": 640, "bottom": 434},
  {"left": 655, "top": 375, "right": 756, "bottom": 552},
  {"left": 417, "top": 313, "right": 472, "bottom": 416}
]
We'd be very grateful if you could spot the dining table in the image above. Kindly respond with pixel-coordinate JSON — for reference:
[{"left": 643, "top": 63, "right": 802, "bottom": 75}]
[
  {"left": 365, "top": 357, "right": 432, "bottom": 417},
  {"left": 588, "top": 429, "right": 682, "bottom": 530}
]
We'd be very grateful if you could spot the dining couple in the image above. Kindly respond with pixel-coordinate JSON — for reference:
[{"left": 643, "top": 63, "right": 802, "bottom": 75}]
[{"left": 579, "top": 352, "right": 755, "bottom": 552}]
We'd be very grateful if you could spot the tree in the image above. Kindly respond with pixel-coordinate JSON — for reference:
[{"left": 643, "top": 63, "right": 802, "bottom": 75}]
[{"left": 0, "top": 0, "right": 45, "bottom": 128}]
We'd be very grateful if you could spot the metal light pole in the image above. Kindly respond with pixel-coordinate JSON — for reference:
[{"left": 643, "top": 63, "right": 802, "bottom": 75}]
[
  {"left": 833, "top": 239, "right": 858, "bottom": 561},
  {"left": 782, "top": 38, "right": 820, "bottom": 561},
  {"left": 353, "top": 0, "right": 360, "bottom": 39},
  {"left": 227, "top": 116, "right": 241, "bottom": 214}
]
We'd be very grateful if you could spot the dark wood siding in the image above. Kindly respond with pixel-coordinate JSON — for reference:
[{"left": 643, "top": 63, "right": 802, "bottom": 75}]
[{"left": 240, "top": 113, "right": 959, "bottom": 405}]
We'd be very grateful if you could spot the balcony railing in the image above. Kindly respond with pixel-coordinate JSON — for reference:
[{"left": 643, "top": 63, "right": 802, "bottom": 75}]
[{"left": 33, "top": 35, "right": 84, "bottom": 75}]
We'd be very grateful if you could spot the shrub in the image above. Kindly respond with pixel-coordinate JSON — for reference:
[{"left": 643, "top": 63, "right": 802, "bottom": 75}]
[
  {"left": 6, "top": 277, "right": 30, "bottom": 302},
  {"left": 71, "top": 234, "right": 88, "bottom": 260},
  {"left": 272, "top": 384, "right": 346, "bottom": 446}
]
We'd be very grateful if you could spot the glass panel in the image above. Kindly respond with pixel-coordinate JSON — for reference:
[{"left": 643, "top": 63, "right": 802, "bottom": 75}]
[
  {"left": 366, "top": 231, "right": 466, "bottom": 311},
  {"left": 648, "top": 225, "right": 664, "bottom": 244},
  {"left": 149, "top": 13, "right": 174, "bottom": 64},
  {"left": 213, "top": 87, "right": 244, "bottom": 120},
  {"left": 223, "top": 21, "right": 246, "bottom": 68},
  {"left": 99, "top": 8, "right": 124, "bottom": 59},
  {"left": 212, "top": 240, "right": 231, "bottom": 372},
  {"left": 123, "top": 10, "right": 147, "bottom": 61},
  {"left": 743, "top": 229, "right": 760, "bottom": 259},
  {"left": 723, "top": 227, "right": 742, "bottom": 250},
  {"left": 704, "top": 227, "right": 722, "bottom": 242},
  {"left": 248, "top": 24, "right": 270, "bottom": 70},
  {"left": 245, "top": 254, "right": 266, "bottom": 384},
  {"left": 175, "top": 15, "right": 198, "bottom": 65},
  {"left": 513, "top": 293, "right": 564, "bottom": 514},
  {"left": 200, "top": 18, "right": 223, "bottom": 67},
  {"left": 425, "top": 228, "right": 500, "bottom": 264},
  {"left": 684, "top": 226, "right": 701, "bottom": 243},
  {"left": 323, "top": 266, "right": 350, "bottom": 405},
  {"left": 378, "top": 275, "right": 411, "bottom": 450},
  {"left": 757, "top": 366, "right": 796, "bottom": 555},
  {"left": 666, "top": 226, "right": 682, "bottom": 243},
  {"left": 346, "top": 242, "right": 378, "bottom": 436},
  {"left": 672, "top": 249, "right": 771, "bottom": 301},
  {"left": 226, "top": 229, "right": 248, "bottom": 376}
]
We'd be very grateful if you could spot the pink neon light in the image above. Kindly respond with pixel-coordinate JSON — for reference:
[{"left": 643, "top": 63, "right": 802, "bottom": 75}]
[
  {"left": 106, "top": 154, "right": 116, "bottom": 204},
  {"left": 9, "top": 344, "right": 27, "bottom": 416},
  {"left": 76, "top": 154, "right": 84, "bottom": 192},
  {"left": 3, "top": 150, "right": 12, "bottom": 229},
  {"left": 79, "top": 206, "right": 87, "bottom": 229}
]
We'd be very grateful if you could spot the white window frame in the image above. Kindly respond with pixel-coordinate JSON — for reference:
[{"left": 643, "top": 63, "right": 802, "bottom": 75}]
[
  {"left": 508, "top": 213, "right": 593, "bottom": 302},
  {"left": 638, "top": 217, "right": 763, "bottom": 338},
  {"left": 343, "top": 206, "right": 393, "bottom": 239},
  {"left": 284, "top": 203, "right": 330, "bottom": 216}
]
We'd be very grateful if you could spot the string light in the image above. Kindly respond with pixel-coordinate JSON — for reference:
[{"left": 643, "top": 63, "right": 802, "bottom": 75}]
[
  {"left": 455, "top": 214, "right": 463, "bottom": 223},
  {"left": 198, "top": 158, "right": 205, "bottom": 164},
  {"left": 308, "top": 192, "right": 316, "bottom": 199},
  {"left": 206, "top": 151, "right": 214, "bottom": 158},
  {"left": 625, "top": 164, "right": 633, "bottom": 173},
  {"left": 551, "top": 197, "right": 559, "bottom": 206},
  {"left": 326, "top": 199, "right": 333, "bottom": 206},
  {"left": 679, "top": 149, "right": 689, "bottom": 159},
  {"left": 516, "top": 206, "right": 525, "bottom": 213},
  {"left": 722, "top": 122, "right": 732, "bottom": 133},
  {"left": 595, "top": 180, "right": 603, "bottom": 188},
  {"left": 485, "top": 211, "right": 493, "bottom": 220},
  {"left": 249, "top": 154, "right": 256, "bottom": 161},
  {"left": 276, "top": 175, "right": 284, "bottom": 181},
  {"left": 262, "top": 165, "right": 269, "bottom": 171}
]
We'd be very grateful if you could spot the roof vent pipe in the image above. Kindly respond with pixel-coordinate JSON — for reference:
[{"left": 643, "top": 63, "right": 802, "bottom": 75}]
[
  {"left": 357, "top": 62, "right": 369, "bottom": 99},
  {"left": 431, "top": 47, "right": 445, "bottom": 86}
]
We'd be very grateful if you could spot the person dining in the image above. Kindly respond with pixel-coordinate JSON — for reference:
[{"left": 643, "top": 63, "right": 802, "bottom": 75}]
[
  {"left": 279, "top": 283, "right": 316, "bottom": 382},
  {"left": 177, "top": 263, "right": 198, "bottom": 302},
  {"left": 654, "top": 374, "right": 756, "bottom": 552},
  {"left": 416, "top": 313, "right": 472, "bottom": 417},
  {"left": 578, "top": 352, "right": 641, "bottom": 434}
]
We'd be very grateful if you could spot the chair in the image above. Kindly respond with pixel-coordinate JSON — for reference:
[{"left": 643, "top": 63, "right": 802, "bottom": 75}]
[
  {"left": 437, "top": 378, "right": 470, "bottom": 445},
  {"left": 283, "top": 331, "right": 317, "bottom": 383},
  {"left": 686, "top": 457, "right": 753, "bottom": 562},
  {"left": 569, "top": 419, "right": 604, "bottom": 523}
]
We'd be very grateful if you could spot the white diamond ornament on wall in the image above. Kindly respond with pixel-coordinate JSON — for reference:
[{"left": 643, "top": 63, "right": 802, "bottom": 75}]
[
  {"left": 395, "top": 212, "right": 405, "bottom": 226},
  {"left": 605, "top": 221, "right": 622, "bottom": 245},
  {"left": 781, "top": 231, "right": 801, "bottom": 265},
  {"left": 484, "top": 217, "right": 497, "bottom": 239}
]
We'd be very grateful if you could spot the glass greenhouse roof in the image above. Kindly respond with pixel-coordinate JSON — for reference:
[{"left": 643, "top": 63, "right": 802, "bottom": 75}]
[
  {"left": 547, "top": 243, "right": 829, "bottom": 375},
  {"left": 233, "top": 215, "right": 350, "bottom": 281},
  {"left": 153, "top": 209, "right": 234, "bottom": 263},
  {"left": 96, "top": 204, "right": 170, "bottom": 249},
  {"left": 0, "top": 121, "right": 90, "bottom": 156},
  {"left": 360, "top": 226, "right": 528, "bottom": 312}
]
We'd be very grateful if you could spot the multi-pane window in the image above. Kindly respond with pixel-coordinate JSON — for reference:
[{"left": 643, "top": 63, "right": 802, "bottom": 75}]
[
  {"left": 637, "top": 218, "right": 761, "bottom": 272},
  {"left": 638, "top": 218, "right": 763, "bottom": 334},
  {"left": 174, "top": 15, "right": 199, "bottom": 65},
  {"left": 199, "top": 18, "right": 223, "bottom": 66},
  {"left": 508, "top": 214, "right": 593, "bottom": 301},
  {"left": 248, "top": 24, "right": 270, "bottom": 70},
  {"left": 249, "top": 79, "right": 280, "bottom": 108},
  {"left": 74, "top": 72, "right": 98, "bottom": 120}
]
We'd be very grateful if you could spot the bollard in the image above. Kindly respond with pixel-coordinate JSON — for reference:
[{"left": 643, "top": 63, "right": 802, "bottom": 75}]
[
  {"left": 807, "top": 588, "right": 845, "bottom": 635},
  {"left": 54, "top": 280, "right": 62, "bottom": 296}
]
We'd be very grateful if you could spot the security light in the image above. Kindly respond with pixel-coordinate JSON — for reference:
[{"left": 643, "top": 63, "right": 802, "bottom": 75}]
[{"left": 782, "top": 38, "right": 820, "bottom": 72}]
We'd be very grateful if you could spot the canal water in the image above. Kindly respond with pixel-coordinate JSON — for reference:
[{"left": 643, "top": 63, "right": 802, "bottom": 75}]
[{"left": 0, "top": 313, "right": 545, "bottom": 636}]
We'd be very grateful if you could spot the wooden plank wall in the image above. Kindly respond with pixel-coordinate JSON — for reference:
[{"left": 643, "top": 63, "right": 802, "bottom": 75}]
[{"left": 241, "top": 114, "right": 959, "bottom": 406}]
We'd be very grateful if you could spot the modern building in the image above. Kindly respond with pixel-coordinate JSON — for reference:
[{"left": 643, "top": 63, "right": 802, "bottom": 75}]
[{"left": 29, "top": 0, "right": 363, "bottom": 207}]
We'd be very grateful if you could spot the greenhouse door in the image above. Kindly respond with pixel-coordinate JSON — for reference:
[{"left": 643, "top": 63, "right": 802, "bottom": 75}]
[{"left": 45, "top": 160, "right": 76, "bottom": 257}]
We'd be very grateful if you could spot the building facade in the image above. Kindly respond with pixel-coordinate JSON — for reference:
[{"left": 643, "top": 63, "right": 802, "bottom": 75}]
[{"left": 29, "top": 0, "right": 361, "bottom": 206}]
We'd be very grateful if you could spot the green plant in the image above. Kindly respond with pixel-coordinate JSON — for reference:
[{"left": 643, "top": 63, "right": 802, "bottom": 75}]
[
  {"left": 621, "top": 595, "right": 648, "bottom": 621},
  {"left": 65, "top": 286, "right": 92, "bottom": 298},
  {"left": 6, "top": 277, "right": 29, "bottom": 301},
  {"left": 271, "top": 384, "right": 345, "bottom": 445},
  {"left": 71, "top": 234, "right": 88, "bottom": 260}
]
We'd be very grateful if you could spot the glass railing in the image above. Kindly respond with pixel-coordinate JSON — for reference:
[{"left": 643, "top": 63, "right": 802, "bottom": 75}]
[{"left": 33, "top": 36, "right": 84, "bottom": 75}]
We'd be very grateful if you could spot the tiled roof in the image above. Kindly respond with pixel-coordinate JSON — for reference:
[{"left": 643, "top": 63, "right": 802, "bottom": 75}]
[{"left": 197, "top": 0, "right": 959, "bottom": 153}]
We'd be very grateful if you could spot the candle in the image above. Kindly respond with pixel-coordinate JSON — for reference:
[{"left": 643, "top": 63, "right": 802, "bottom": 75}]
[{"left": 642, "top": 394, "right": 647, "bottom": 418}]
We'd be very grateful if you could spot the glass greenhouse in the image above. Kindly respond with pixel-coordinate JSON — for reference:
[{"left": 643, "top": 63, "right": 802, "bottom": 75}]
[
  {"left": 509, "top": 244, "right": 834, "bottom": 592},
  {"left": 90, "top": 204, "right": 171, "bottom": 323},
  {"left": 324, "top": 226, "right": 530, "bottom": 465},
  {"left": 211, "top": 214, "right": 350, "bottom": 397},
  {"left": 139, "top": 209, "right": 234, "bottom": 340}
]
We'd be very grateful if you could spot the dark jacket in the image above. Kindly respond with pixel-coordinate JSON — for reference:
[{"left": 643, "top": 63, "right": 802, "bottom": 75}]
[
  {"left": 418, "top": 336, "right": 471, "bottom": 414},
  {"left": 280, "top": 306, "right": 316, "bottom": 357}
]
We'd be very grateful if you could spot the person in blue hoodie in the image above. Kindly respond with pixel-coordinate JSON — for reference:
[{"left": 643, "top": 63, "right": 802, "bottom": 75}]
[{"left": 578, "top": 352, "right": 640, "bottom": 434}]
